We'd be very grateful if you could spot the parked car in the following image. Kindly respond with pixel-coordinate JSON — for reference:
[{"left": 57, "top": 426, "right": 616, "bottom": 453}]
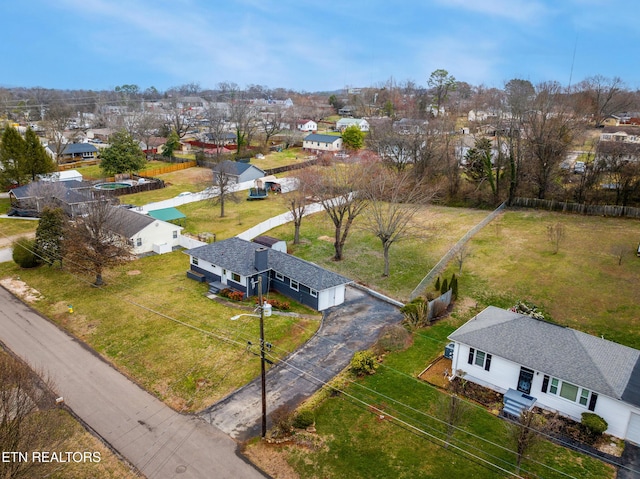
[{"left": 574, "top": 161, "right": 585, "bottom": 174}]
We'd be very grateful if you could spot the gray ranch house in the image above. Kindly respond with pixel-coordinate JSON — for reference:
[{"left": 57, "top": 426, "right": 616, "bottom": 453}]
[
  {"left": 185, "top": 237, "right": 350, "bottom": 311},
  {"left": 448, "top": 306, "right": 640, "bottom": 443},
  {"left": 212, "top": 160, "right": 266, "bottom": 184},
  {"left": 302, "top": 134, "right": 343, "bottom": 153}
]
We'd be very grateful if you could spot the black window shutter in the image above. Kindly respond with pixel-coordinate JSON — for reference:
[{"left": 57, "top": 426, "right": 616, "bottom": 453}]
[
  {"left": 484, "top": 354, "right": 492, "bottom": 371},
  {"left": 542, "top": 375, "right": 549, "bottom": 393},
  {"left": 468, "top": 348, "right": 475, "bottom": 365},
  {"left": 588, "top": 393, "right": 598, "bottom": 411}
]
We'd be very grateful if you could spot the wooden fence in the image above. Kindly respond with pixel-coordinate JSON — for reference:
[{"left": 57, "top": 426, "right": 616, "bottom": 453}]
[
  {"left": 140, "top": 161, "right": 197, "bottom": 177},
  {"left": 510, "top": 197, "right": 640, "bottom": 219}
]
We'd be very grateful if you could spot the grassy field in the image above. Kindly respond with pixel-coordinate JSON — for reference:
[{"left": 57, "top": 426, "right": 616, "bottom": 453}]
[
  {"left": 247, "top": 320, "right": 616, "bottom": 479},
  {"left": 0, "top": 251, "right": 319, "bottom": 412}
]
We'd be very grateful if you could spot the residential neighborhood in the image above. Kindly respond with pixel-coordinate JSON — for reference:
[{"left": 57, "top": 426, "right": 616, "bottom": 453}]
[{"left": 2, "top": 3, "right": 640, "bottom": 479}]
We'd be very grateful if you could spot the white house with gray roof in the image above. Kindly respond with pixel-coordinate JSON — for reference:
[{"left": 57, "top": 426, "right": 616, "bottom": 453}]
[
  {"left": 106, "top": 207, "right": 183, "bottom": 255},
  {"left": 185, "top": 237, "right": 351, "bottom": 311},
  {"left": 448, "top": 306, "right": 640, "bottom": 443}
]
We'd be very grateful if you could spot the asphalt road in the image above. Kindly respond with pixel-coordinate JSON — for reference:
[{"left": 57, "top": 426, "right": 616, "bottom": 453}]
[
  {"left": 0, "top": 286, "right": 268, "bottom": 479},
  {"left": 201, "top": 286, "right": 404, "bottom": 440}
]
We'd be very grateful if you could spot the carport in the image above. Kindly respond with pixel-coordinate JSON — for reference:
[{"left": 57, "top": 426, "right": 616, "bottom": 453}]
[{"left": 147, "top": 207, "right": 186, "bottom": 226}]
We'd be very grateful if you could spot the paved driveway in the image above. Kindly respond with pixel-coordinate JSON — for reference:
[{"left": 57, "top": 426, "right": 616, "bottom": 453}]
[
  {"left": 0, "top": 286, "right": 267, "bottom": 479},
  {"left": 200, "top": 286, "right": 403, "bottom": 440}
]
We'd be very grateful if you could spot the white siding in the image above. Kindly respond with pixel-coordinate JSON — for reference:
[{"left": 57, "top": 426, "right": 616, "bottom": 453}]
[
  {"left": 317, "top": 285, "right": 346, "bottom": 311},
  {"left": 451, "top": 341, "right": 638, "bottom": 439},
  {"left": 131, "top": 220, "right": 182, "bottom": 254}
]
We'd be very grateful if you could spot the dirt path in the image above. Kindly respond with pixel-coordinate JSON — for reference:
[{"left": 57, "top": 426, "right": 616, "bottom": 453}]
[{"left": 0, "top": 231, "right": 36, "bottom": 248}]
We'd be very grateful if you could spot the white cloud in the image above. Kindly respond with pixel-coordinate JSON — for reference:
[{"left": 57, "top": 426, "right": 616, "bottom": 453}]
[{"left": 432, "top": 0, "right": 550, "bottom": 23}]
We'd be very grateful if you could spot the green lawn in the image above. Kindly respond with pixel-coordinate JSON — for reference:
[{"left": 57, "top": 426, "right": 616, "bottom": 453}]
[
  {"left": 269, "top": 321, "right": 615, "bottom": 479},
  {"left": 0, "top": 251, "right": 319, "bottom": 411}
]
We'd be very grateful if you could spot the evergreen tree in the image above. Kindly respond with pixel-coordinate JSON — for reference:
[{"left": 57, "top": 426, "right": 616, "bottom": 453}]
[
  {"left": 341, "top": 125, "right": 365, "bottom": 150},
  {"left": 451, "top": 274, "right": 458, "bottom": 299},
  {"left": 0, "top": 126, "right": 28, "bottom": 187},
  {"left": 36, "top": 207, "right": 66, "bottom": 266},
  {"left": 162, "top": 130, "right": 181, "bottom": 158},
  {"left": 100, "top": 129, "right": 146, "bottom": 176},
  {"left": 440, "top": 278, "right": 449, "bottom": 294},
  {"left": 434, "top": 277, "right": 441, "bottom": 291},
  {"left": 24, "top": 128, "right": 56, "bottom": 181}
]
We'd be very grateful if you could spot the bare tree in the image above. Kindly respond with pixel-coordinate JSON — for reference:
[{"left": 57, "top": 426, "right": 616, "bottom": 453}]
[
  {"left": 596, "top": 141, "right": 640, "bottom": 206},
  {"left": 577, "top": 75, "right": 633, "bottom": 127},
  {"left": 362, "top": 165, "right": 433, "bottom": 276},
  {"left": 128, "top": 109, "right": 163, "bottom": 159},
  {"left": 301, "top": 159, "right": 369, "bottom": 261},
  {"left": 523, "top": 82, "right": 583, "bottom": 199},
  {"left": 0, "top": 353, "right": 62, "bottom": 479},
  {"left": 165, "top": 101, "right": 195, "bottom": 138},
  {"left": 41, "top": 100, "right": 74, "bottom": 165},
  {"left": 203, "top": 105, "right": 230, "bottom": 158},
  {"left": 507, "top": 410, "right": 541, "bottom": 475},
  {"left": 282, "top": 176, "right": 310, "bottom": 245},
  {"left": 63, "top": 198, "right": 133, "bottom": 286},
  {"left": 547, "top": 222, "right": 566, "bottom": 254},
  {"left": 436, "top": 393, "right": 470, "bottom": 449},
  {"left": 258, "top": 106, "right": 286, "bottom": 146},
  {"left": 210, "top": 161, "right": 240, "bottom": 218},
  {"left": 229, "top": 96, "right": 259, "bottom": 158},
  {"left": 455, "top": 244, "right": 471, "bottom": 274},
  {"left": 25, "top": 180, "right": 68, "bottom": 212}
]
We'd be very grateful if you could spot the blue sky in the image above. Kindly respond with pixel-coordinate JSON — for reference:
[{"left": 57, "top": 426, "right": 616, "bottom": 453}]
[{"left": 2, "top": 0, "right": 639, "bottom": 93}]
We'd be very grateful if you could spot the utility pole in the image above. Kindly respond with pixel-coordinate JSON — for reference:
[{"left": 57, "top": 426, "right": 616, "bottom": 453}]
[{"left": 258, "top": 275, "right": 267, "bottom": 438}]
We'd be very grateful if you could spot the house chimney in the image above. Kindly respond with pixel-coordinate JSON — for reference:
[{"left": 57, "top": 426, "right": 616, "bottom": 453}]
[{"left": 255, "top": 247, "right": 268, "bottom": 271}]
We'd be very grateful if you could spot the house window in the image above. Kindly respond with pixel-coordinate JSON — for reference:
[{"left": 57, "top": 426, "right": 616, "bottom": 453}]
[
  {"left": 543, "top": 375, "right": 596, "bottom": 409},
  {"left": 290, "top": 280, "right": 299, "bottom": 291},
  {"left": 136, "top": 238, "right": 142, "bottom": 247},
  {"left": 192, "top": 257, "right": 198, "bottom": 265},
  {"left": 173, "top": 231, "right": 178, "bottom": 239},
  {"left": 310, "top": 288, "right": 318, "bottom": 297},
  {"left": 231, "top": 273, "right": 241, "bottom": 283},
  {"left": 275, "top": 272, "right": 284, "bottom": 282},
  {"left": 467, "top": 348, "right": 492, "bottom": 371}
]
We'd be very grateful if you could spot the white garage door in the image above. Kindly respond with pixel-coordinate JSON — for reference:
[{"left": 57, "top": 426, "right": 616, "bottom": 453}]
[{"left": 627, "top": 413, "right": 640, "bottom": 445}]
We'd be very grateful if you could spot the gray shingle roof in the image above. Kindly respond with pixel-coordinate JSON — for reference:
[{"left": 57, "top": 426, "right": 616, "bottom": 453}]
[
  {"left": 185, "top": 237, "right": 351, "bottom": 291},
  {"left": 106, "top": 207, "right": 156, "bottom": 238},
  {"left": 449, "top": 306, "right": 640, "bottom": 404},
  {"left": 303, "top": 134, "right": 341, "bottom": 143},
  {"left": 212, "top": 160, "right": 264, "bottom": 177},
  {"left": 62, "top": 143, "right": 98, "bottom": 155}
]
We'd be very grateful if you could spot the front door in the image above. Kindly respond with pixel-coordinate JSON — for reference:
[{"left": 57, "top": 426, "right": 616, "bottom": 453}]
[{"left": 517, "top": 367, "right": 534, "bottom": 395}]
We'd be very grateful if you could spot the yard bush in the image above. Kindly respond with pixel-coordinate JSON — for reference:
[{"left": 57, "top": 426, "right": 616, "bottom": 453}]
[
  {"left": 12, "top": 237, "right": 40, "bottom": 268},
  {"left": 349, "top": 350, "right": 377, "bottom": 376},
  {"left": 254, "top": 297, "right": 291, "bottom": 311},
  {"left": 434, "top": 277, "right": 441, "bottom": 291},
  {"left": 292, "top": 409, "right": 315, "bottom": 429},
  {"left": 400, "top": 297, "right": 430, "bottom": 330},
  {"left": 581, "top": 413, "right": 608, "bottom": 440},
  {"left": 270, "top": 405, "right": 294, "bottom": 438},
  {"left": 373, "top": 324, "right": 411, "bottom": 354},
  {"left": 219, "top": 288, "right": 244, "bottom": 301},
  {"left": 440, "top": 278, "right": 449, "bottom": 294}
]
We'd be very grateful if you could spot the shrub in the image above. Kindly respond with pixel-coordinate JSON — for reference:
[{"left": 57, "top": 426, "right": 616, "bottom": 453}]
[
  {"left": 219, "top": 288, "right": 244, "bottom": 301},
  {"left": 254, "top": 297, "right": 291, "bottom": 311},
  {"left": 434, "top": 277, "right": 441, "bottom": 291},
  {"left": 270, "top": 405, "right": 294, "bottom": 438},
  {"left": 451, "top": 274, "right": 458, "bottom": 300},
  {"left": 440, "top": 278, "right": 449, "bottom": 294},
  {"left": 292, "top": 410, "right": 315, "bottom": 429},
  {"left": 350, "top": 350, "right": 377, "bottom": 376},
  {"left": 373, "top": 324, "right": 412, "bottom": 354},
  {"left": 12, "top": 237, "right": 40, "bottom": 268},
  {"left": 400, "top": 298, "right": 430, "bottom": 330},
  {"left": 581, "top": 413, "right": 608, "bottom": 439}
]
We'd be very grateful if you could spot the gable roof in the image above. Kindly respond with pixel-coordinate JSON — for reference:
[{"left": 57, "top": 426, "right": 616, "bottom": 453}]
[
  {"left": 61, "top": 143, "right": 98, "bottom": 155},
  {"left": 185, "top": 237, "right": 351, "bottom": 291},
  {"left": 211, "top": 160, "right": 265, "bottom": 177},
  {"left": 9, "top": 180, "right": 94, "bottom": 200},
  {"left": 303, "top": 134, "right": 341, "bottom": 144},
  {"left": 449, "top": 306, "right": 640, "bottom": 405},
  {"left": 106, "top": 207, "right": 156, "bottom": 238},
  {"left": 252, "top": 235, "right": 283, "bottom": 247}
]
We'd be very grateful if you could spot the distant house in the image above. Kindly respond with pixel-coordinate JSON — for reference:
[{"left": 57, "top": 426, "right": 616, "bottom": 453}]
[
  {"left": 448, "top": 306, "right": 640, "bottom": 443},
  {"left": 599, "top": 127, "right": 640, "bottom": 144},
  {"left": 296, "top": 119, "right": 317, "bottom": 132},
  {"left": 302, "top": 134, "right": 343, "bottom": 152},
  {"left": 203, "top": 132, "right": 237, "bottom": 145},
  {"left": 52, "top": 143, "right": 98, "bottom": 164},
  {"left": 39, "top": 169, "right": 83, "bottom": 182},
  {"left": 106, "top": 207, "right": 183, "bottom": 255},
  {"left": 185, "top": 237, "right": 351, "bottom": 311},
  {"left": 211, "top": 160, "right": 266, "bottom": 184},
  {"left": 336, "top": 118, "right": 370, "bottom": 132},
  {"left": 8, "top": 180, "right": 95, "bottom": 216}
]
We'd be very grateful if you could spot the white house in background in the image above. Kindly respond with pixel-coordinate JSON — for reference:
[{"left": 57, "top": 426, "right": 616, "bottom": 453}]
[
  {"left": 302, "top": 134, "right": 343, "bottom": 152},
  {"left": 107, "top": 207, "right": 183, "bottom": 255},
  {"left": 336, "top": 118, "right": 370, "bottom": 132},
  {"left": 448, "top": 306, "right": 640, "bottom": 443},
  {"left": 296, "top": 119, "right": 317, "bottom": 132}
]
